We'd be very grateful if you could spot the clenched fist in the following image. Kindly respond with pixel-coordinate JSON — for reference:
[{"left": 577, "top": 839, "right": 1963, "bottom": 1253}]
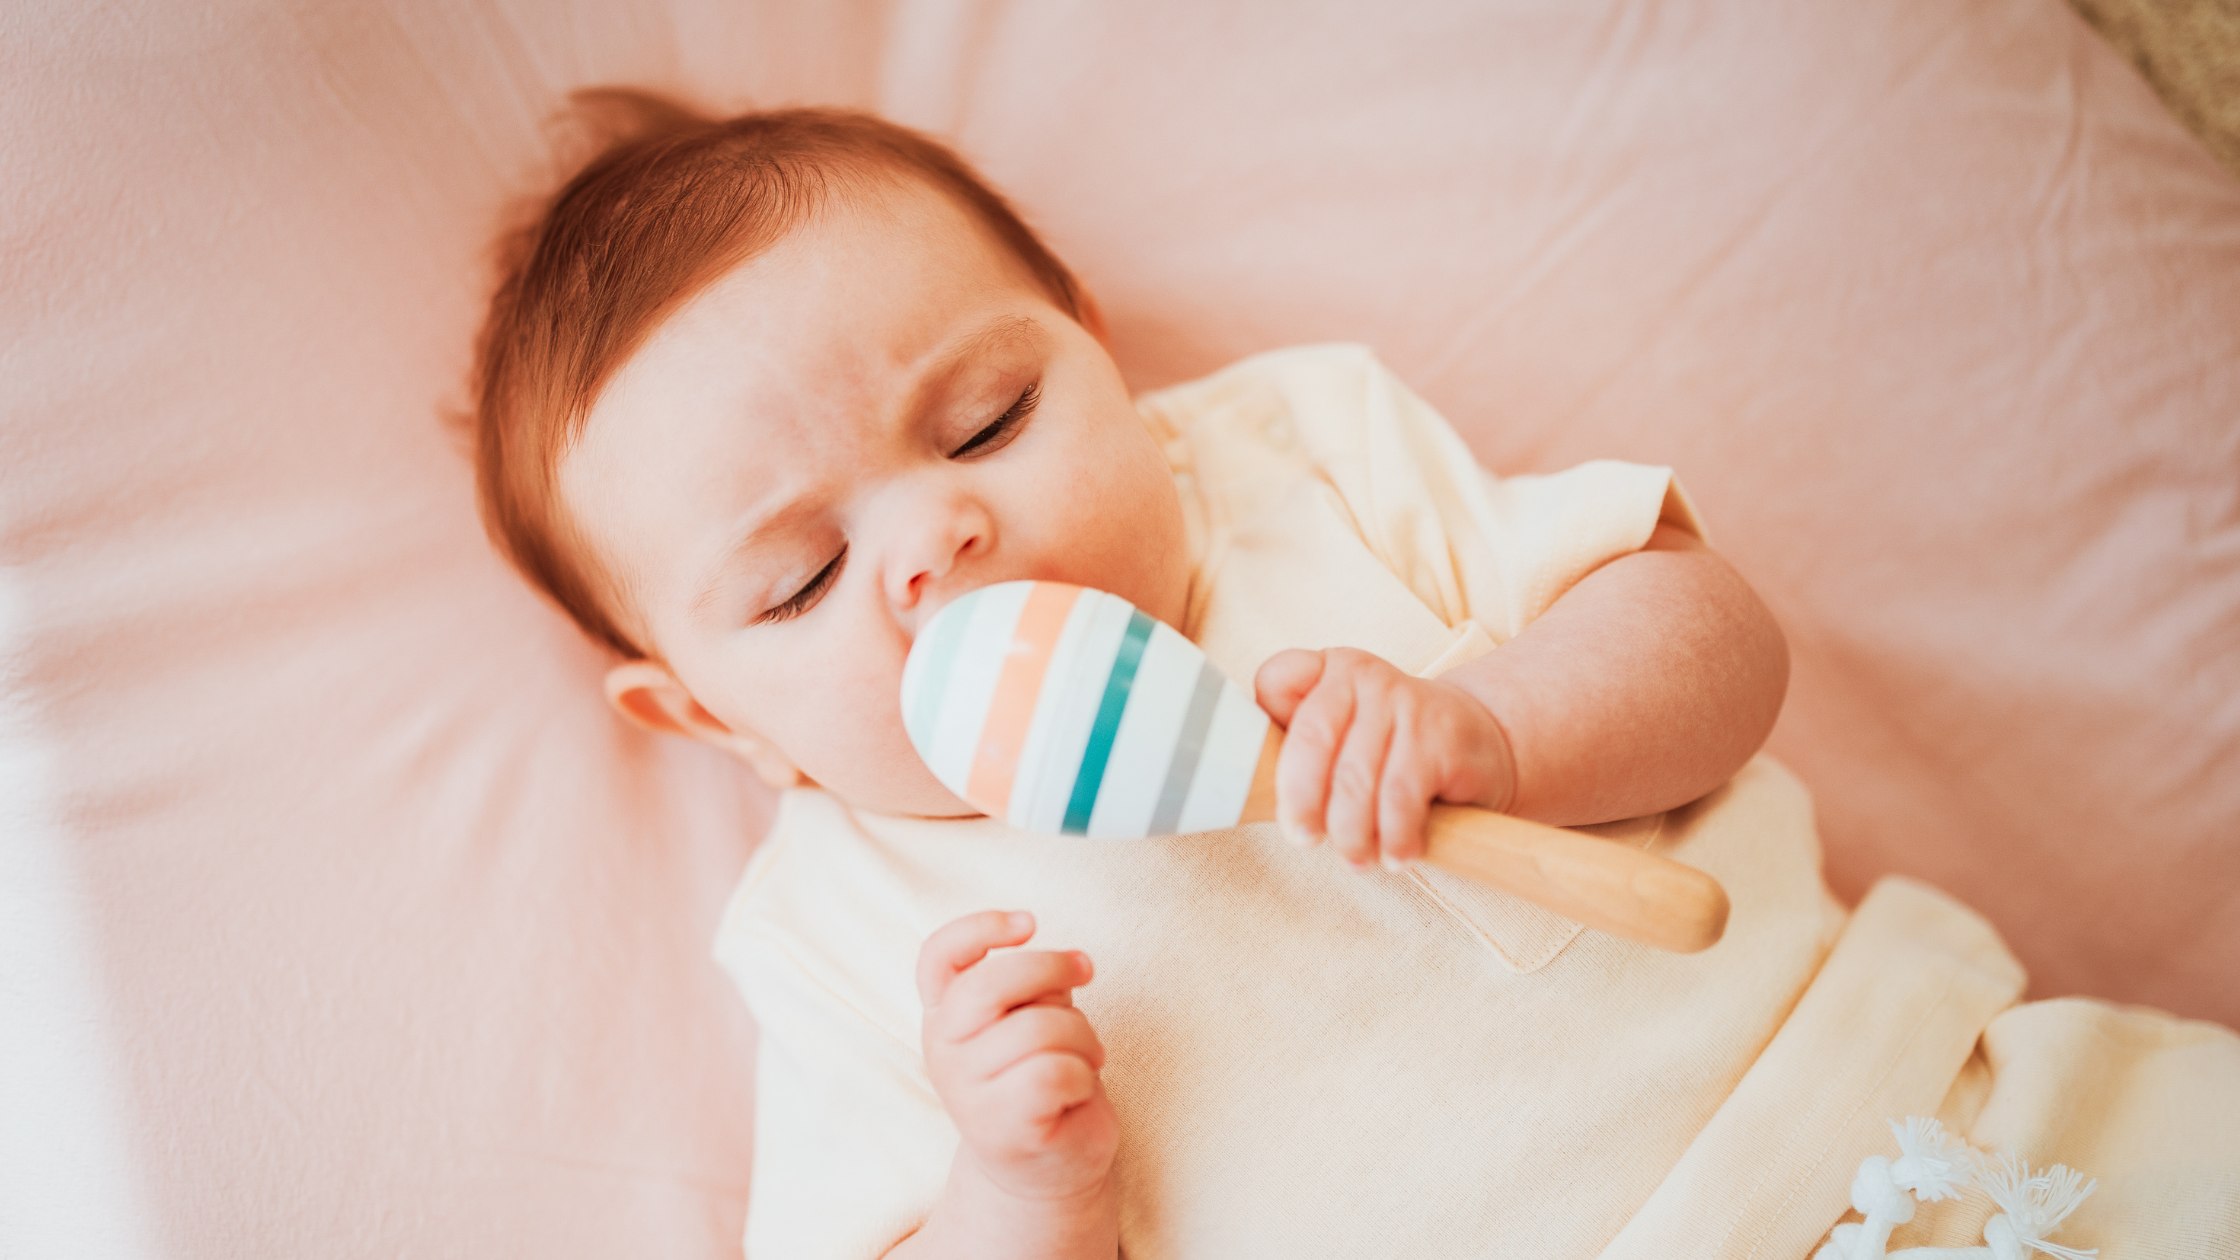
[
  {"left": 917, "top": 910, "right": 1118, "bottom": 1204},
  {"left": 1255, "top": 645, "right": 1518, "bottom": 869}
]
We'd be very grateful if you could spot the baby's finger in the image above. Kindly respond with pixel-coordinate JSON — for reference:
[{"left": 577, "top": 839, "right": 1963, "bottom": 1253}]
[
  {"left": 933, "top": 949, "right": 1093, "bottom": 1044},
  {"left": 989, "top": 1051, "right": 1101, "bottom": 1135},
  {"left": 1323, "top": 692, "right": 1394, "bottom": 868},
  {"left": 917, "top": 910, "right": 1035, "bottom": 1008},
  {"left": 1253, "top": 648, "right": 1328, "bottom": 727},
  {"left": 1273, "top": 672, "right": 1353, "bottom": 846},
  {"left": 1376, "top": 721, "right": 1434, "bottom": 867},
  {"left": 962, "top": 1003, "right": 1106, "bottom": 1081}
]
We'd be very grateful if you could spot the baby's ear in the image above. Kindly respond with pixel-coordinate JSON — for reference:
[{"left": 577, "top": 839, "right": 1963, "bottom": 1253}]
[{"left": 604, "top": 661, "right": 806, "bottom": 790}]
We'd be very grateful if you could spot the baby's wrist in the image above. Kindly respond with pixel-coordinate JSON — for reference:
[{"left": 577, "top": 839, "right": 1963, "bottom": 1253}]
[
  {"left": 962, "top": 1142, "right": 1114, "bottom": 1201},
  {"left": 1468, "top": 695, "right": 1520, "bottom": 815},
  {"left": 963, "top": 1133, "right": 1117, "bottom": 1213},
  {"left": 919, "top": 1148, "right": 1116, "bottom": 1259},
  {"left": 1429, "top": 676, "right": 1520, "bottom": 815}
]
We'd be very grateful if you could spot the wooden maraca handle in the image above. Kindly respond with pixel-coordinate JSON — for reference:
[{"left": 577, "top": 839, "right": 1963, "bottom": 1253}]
[{"left": 1241, "top": 729, "right": 1729, "bottom": 953}]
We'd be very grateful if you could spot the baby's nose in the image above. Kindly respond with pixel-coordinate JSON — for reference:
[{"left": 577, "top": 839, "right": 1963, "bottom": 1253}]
[{"left": 883, "top": 488, "right": 996, "bottom": 623}]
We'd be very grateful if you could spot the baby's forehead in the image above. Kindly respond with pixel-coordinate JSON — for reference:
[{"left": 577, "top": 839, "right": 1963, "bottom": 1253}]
[
  {"left": 564, "top": 217, "right": 1057, "bottom": 582},
  {"left": 642, "top": 178, "right": 1034, "bottom": 351},
  {"left": 629, "top": 205, "right": 1045, "bottom": 401}
]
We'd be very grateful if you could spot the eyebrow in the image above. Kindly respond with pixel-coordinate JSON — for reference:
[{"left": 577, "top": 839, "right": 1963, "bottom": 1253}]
[{"left": 688, "top": 313, "right": 1045, "bottom": 621}]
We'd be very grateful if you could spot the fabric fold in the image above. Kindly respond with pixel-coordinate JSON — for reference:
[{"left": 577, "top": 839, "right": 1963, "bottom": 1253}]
[{"left": 1598, "top": 877, "right": 2027, "bottom": 1260}]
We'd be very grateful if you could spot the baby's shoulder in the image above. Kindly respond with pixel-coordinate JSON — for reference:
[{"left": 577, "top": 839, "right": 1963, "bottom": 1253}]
[
  {"left": 1137, "top": 342, "right": 1461, "bottom": 526},
  {"left": 711, "top": 789, "right": 939, "bottom": 1040},
  {"left": 714, "top": 789, "right": 1078, "bottom": 995}
]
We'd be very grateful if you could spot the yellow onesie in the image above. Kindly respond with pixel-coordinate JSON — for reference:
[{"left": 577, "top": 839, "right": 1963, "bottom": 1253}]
[{"left": 716, "top": 345, "right": 2240, "bottom": 1260}]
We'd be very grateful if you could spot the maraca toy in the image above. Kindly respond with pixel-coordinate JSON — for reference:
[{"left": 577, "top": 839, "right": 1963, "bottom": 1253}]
[{"left": 901, "top": 580, "right": 1729, "bottom": 953}]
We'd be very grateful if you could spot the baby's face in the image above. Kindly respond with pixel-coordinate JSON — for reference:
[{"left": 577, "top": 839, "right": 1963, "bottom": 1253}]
[{"left": 562, "top": 178, "right": 1191, "bottom": 815}]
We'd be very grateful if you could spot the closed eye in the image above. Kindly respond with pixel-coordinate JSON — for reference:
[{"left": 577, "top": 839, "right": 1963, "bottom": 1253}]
[
  {"left": 950, "top": 383, "right": 1041, "bottom": 458},
  {"left": 755, "top": 545, "right": 846, "bottom": 625}
]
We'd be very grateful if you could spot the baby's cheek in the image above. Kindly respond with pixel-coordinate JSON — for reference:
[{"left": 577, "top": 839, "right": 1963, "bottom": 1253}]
[
  {"left": 1068, "top": 437, "right": 1190, "bottom": 617},
  {"left": 787, "top": 640, "right": 967, "bottom": 813}
]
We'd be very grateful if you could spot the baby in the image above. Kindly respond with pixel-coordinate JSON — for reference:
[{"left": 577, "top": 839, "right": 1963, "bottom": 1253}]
[{"left": 474, "top": 98, "right": 2240, "bottom": 1260}]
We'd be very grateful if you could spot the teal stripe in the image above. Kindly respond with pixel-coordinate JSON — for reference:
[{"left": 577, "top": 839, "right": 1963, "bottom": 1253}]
[
  {"left": 904, "top": 596, "right": 975, "bottom": 753},
  {"left": 1062, "top": 608, "right": 1154, "bottom": 835}
]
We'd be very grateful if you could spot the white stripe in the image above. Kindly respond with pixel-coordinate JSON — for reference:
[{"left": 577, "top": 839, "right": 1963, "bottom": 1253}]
[
  {"left": 922, "top": 582, "right": 1031, "bottom": 797},
  {"left": 1174, "top": 679, "right": 1270, "bottom": 834}
]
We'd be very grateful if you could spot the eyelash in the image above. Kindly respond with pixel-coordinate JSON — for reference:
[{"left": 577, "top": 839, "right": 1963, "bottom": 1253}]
[
  {"left": 754, "top": 384, "right": 1039, "bottom": 625},
  {"left": 756, "top": 545, "right": 847, "bottom": 625},
  {"left": 950, "top": 383, "right": 1041, "bottom": 458}
]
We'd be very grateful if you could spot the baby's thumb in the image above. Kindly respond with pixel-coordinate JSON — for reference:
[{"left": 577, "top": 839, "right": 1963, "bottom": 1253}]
[{"left": 1253, "top": 648, "right": 1328, "bottom": 726}]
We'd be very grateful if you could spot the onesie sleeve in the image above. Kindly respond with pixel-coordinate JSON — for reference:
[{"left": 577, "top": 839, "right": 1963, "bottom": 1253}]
[
  {"left": 716, "top": 880, "right": 955, "bottom": 1258},
  {"left": 1251, "top": 345, "right": 1703, "bottom": 644},
  {"left": 1466, "top": 459, "right": 1705, "bottom": 641}
]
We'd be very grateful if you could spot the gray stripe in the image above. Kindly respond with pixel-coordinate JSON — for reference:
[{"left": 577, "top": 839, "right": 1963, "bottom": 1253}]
[{"left": 1148, "top": 660, "right": 1226, "bottom": 836}]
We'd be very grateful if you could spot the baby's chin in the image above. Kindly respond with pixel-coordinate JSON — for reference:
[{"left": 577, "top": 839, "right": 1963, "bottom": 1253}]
[
  {"left": 838, "top": 786, "right": 985, "bottom": 821},
  {"left": 807, "top": 754, "right": 982, "bottom": 820}
]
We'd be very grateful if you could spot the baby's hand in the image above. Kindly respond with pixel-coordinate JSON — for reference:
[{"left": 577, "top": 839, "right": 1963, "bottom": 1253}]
[
  {"left": 1255, "top": 647, "right": 1517, "bottom": 869},
  {"left": 917, "top": 911, "right": 1118, "bottom": 1205}
]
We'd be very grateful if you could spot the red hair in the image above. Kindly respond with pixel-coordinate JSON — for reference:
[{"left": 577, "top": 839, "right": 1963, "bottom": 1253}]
[{"left": 471, "top": 92, "right": 1085, "bottom": 658}]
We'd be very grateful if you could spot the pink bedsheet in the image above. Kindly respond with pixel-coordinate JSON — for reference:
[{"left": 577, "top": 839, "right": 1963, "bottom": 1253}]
[{"left": 4, "top": 1, "right": 2235, "bottom": 1255}]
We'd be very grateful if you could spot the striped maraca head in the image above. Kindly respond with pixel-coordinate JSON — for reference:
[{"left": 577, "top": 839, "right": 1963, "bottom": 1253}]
[{"left": 901, "top": 581, "right": 1271, "bottom": 838}]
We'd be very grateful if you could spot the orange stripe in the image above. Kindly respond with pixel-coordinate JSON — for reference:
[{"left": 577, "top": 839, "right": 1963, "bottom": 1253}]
[{"left": 966, "top": 583, "right": 1083, "bottom": 815}]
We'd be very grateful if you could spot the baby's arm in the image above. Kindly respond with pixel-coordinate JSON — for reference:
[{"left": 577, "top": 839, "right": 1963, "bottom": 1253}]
[
  {"left": 1256, "top": 524, "right": 1788, "bottom": 865},
  {"left": 887, "top": 912, "right": 1119, "bottom": 1260}
]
